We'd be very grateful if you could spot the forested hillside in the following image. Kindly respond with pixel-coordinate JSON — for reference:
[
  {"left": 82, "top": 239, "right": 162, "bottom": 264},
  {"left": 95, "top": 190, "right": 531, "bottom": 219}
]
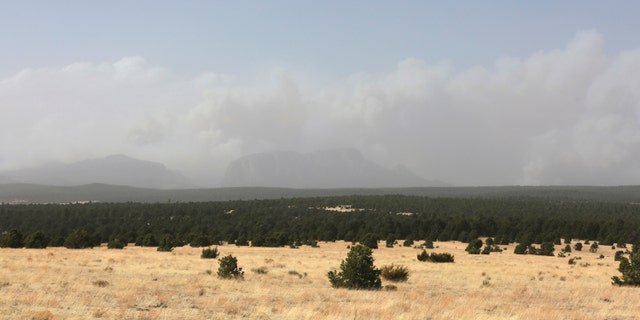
[{"left": 1, "top": 194, "right": 639, "bottom": 249}]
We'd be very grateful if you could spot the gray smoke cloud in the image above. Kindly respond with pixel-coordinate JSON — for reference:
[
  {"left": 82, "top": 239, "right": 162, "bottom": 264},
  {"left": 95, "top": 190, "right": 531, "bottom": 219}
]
[{"left": 2, "top": 31, "right": 640, "bottom": 186}]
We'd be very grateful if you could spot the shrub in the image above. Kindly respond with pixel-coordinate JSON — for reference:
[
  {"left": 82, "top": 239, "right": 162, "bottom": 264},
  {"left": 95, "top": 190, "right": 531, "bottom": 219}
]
[
  {"left": 514, "top": 243, "right": 528, "bottom": 255},
  {"left": 380, "top": 264, "right": 409, "bottom": 282},
  {"left": 428, "top": 252, "right": 455, "bottom": 263},
  {"left": 615, "top": 250, "right": 625, "bottom": 261},
  {"left": 252, "top": 267, "right": 268, "bottom": 274},
  {"left": 288, "top": 270, "right": 306, "bottom": 278},
  {"left": 138, "top": 233, "right": 157, "bottom": 247},
  {"left": 217, "top": 255, "right": 244, "bottom": 279},
  {"left": 302, "top": 239, "right": 319, "bottom": 247},
  {"left": 424, "top": 239, "right": 435, "bottom": 249},
  {"left": 465, "top": 238, "right": 483, "bottom": 254},
  {"left": 385, "top": 235, "right": 396, "bottom": 248},
  {"left": 564, "top": 244, "right": 572, "bottom": 253},
  {"left": 589, "top": 242, "right": 599, "bottom": 253},
  {"left": 574, "top": 242, "right": 583, "bottom": 251},
  {"left": 403, "top": 239, "right": 414, "bottom": 247},
  {"left": 107, "top": 238, "right": 126, "bottom": 249},
  {"left": 201, "top": 247, "right": 219, "bottom": 259},
  {"left": 327, "top": 244, "right": 381, "bottom": 290},
  {"left": 417, "top": 249, "right": 429, "bottom": 262},
  {"left": 360, "top": 233, "right": 379, "bottom": 249},
  {"left": 538, "top": 242, "right": 555, "bottom": 256}
]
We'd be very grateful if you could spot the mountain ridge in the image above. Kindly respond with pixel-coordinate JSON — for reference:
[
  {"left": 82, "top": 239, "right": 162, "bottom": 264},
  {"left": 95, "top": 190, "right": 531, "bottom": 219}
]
[
  {"left": 221, "top": 148, "right": 448, "bottom": 188},
  {"left": 0, "top": 154, "right": 194, "bottom": 189}
]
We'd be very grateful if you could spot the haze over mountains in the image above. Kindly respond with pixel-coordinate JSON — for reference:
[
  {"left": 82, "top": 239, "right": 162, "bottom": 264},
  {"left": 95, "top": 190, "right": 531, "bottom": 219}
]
[
  {"left": 0, "top": 149, "right": 445, "bottom": 190},
  {"left": 222, "top": 149, "right": 446, "bottom": 188},
  {"left": 0, "top": 154, "right": 193, "bottom": 189}
]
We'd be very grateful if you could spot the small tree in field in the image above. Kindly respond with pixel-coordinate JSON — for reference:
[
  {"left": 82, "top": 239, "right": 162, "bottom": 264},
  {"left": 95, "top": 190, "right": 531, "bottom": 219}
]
[
  {"left": 612, "top": 252, "right": 640, "bottom": 286},
  {"left": 465, "top": 238, "right": 483, "bottom": 254},
  {"left": 1, "top": 229, "right": 24, "bottom": 248},
  {"left": 24, "top": 231, "right": 48, "bottom": 249},
  {"left": 360, "top": 233, "right": 379, "bottom": 249},
  {"left": 201, "top": 247, "right": 219, "bottom": 259},
  {"left": 327, "top": 245, "right": 381, "bottom": 290},
  {"left": 417, "top": 249, "right": 429, "bottom": 262},
  {"left": 217, "top": 255, "right": 244, "bottom": 279}
]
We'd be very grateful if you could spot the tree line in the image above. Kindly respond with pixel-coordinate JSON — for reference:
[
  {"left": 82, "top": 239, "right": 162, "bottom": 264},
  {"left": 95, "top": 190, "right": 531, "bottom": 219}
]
[{"left": 1, "top": 195, "right": 640, "bottom": 249}]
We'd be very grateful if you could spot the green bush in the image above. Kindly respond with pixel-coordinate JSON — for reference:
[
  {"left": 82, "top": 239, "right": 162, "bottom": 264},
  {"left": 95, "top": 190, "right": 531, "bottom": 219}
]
[
  {"left": 327, "top": 245, "right": 381, "bottom": 290},
  {"left": 514, "top": 243, "right": 528, "bottom": 255},
  {"left": 465, "top": 238, "right": 483, "bottom": 254},
  {"left": 217, "top": 255, "right": 244, "bottom": 279},
  {"left": 403, "top": 239, "right": 414, "bottom": 247},
  {"left": 380, "top": 264, "right": 409, "bottom": 282},
  {"left": 201, "top": 247, "right": 219, "bottom": 259},
  {"left": 303, "top": 239, "right": 319, "bottom": 247},
  {"left": 538, "top": 242, "right": 555, "bottom": 256},
  {"left": 360, "top": 233, "right": 379, "bottom": 249},
  {"left": 107, "top": 238, "right": 126, "bottom": 249},
  {"left": 428, "top": 252, "right": 455, "bottom": 263},
  {"left": 424, "top": 239, "right": 435, "bottom": 249},
  {"left": 385, "top": 235, "right": 396, "bottom": 248},
  {"left": 417, "top": 249, "right": 429, "bottom": 262},
  {"left": 574, "top": 242, "right": 583, "bottom": 251},
  {"left": 137, "top": 233, "right": 157, "bottom": 247}
]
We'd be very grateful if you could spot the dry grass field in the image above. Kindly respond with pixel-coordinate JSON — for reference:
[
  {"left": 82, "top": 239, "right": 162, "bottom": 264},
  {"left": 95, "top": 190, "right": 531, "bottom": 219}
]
[{"left": 0, "top": 241, "right": 638, "bottom": 320}]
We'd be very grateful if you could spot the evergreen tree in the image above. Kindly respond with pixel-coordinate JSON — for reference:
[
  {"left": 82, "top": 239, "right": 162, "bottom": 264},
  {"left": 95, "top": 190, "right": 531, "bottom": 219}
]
[
  {"left": 1, "top": 229, "right": 24, "bottom": 248},
  {"left": 24, "top": 231, "right": 48, "bottom": 249},
  {"left": 64, "top": 229, "right": 94, "bottom": 249},
  {"left": 327, "top": 245, "right": 382, "bottom": 290},
  {"left": 360, "top": 233, "right": 379, "bottom": 249},
  {"left": 465, "top": 238, "right": 483, "bottom": 254},
  {"left": 217, "top": 255, "right": 244, "bottom": 279},
  {"left": 612, "top": 252, "right": 640, "bottom": 286}
]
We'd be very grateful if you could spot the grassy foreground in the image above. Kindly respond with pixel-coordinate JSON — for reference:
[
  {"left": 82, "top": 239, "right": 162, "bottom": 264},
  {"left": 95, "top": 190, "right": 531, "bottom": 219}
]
[{"left": 0, "top": 241, "right": 638, "bottom": 319}]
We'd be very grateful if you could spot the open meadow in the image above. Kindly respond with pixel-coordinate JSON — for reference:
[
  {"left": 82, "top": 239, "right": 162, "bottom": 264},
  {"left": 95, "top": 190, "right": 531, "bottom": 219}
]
[{"left": 0, "top": 241, "right": 637, "bottom": 320}]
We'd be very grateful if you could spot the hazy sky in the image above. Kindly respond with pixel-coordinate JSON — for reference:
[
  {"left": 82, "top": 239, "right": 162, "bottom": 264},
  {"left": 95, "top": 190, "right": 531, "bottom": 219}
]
[{"left": 2, "top": 1, "right": 640, "bottom": 186}]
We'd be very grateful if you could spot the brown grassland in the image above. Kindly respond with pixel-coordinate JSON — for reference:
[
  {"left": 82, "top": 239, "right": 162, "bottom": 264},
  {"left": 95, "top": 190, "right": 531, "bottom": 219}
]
[{"left": 0, "top": 241, "right": 638, "bottom": 320}]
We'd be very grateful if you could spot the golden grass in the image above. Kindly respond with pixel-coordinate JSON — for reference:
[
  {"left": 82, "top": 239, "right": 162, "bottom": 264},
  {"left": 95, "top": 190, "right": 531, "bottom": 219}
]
[{"left": 0, "top": 241, "right": 638, "bottom": 319}]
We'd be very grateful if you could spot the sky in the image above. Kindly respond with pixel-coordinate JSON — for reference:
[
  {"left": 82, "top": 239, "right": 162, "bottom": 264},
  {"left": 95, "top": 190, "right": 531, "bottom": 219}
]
[{"left": 1, "top": 1, "right": 640, "bottom": 186}]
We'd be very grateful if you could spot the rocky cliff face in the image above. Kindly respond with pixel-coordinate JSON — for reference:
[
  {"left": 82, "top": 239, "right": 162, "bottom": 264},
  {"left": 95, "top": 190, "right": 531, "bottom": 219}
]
[{"left": 221, "top": 149, "right": 446, "bottom": 188}]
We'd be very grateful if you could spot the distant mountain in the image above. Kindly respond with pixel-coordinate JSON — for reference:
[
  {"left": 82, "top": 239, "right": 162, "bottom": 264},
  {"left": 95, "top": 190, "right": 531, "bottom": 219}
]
[
  {"left": 0, "top": 174, "right": 14, "bottom": 184},
  {"left": 221, "top": 148, "right": 448, "bottom": 188},
  {"left": 1, "top": 154, "right": 195, "bottom": 189}
]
